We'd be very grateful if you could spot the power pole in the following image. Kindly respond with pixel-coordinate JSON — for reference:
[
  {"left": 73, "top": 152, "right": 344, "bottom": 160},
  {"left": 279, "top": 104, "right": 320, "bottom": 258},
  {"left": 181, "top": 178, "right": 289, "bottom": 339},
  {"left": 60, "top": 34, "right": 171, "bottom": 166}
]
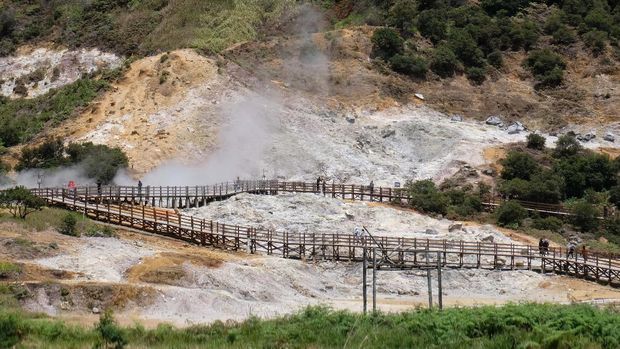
[
  {"left": 427, "top": 269, "right": 433, "bottom": 309},
  {"left": 437, "top": 253, "right": 443, "bottom": 310},
  {"left": 372, "top": 247, "right": 377, "bottom": 313},
  {"left": 363, "top": 248, "right": 367, "bottom": 314}
]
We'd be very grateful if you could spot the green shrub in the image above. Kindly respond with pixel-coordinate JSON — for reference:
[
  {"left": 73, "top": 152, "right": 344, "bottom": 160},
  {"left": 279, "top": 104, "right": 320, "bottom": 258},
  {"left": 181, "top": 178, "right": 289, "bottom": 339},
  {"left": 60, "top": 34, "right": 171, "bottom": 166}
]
[
  {"left": 86, "top": 225, "right": 116, "bottom": 238},
  {"left": 500, "top": 151, "right": 540, "bottom": 181},
  {"left": 389, "top": 54, "right": 428, "bottom": 78},
  {"left": 371, "top": 28, "right": 404, "bottom": 60},
  {"left": 568, "top": 199, "right": 599, "bottom": 232},
  {"left": 58, "top": 213, "right": 79, "bottom": 237},
  {"left": 487, "top": 50, "right": 503, "bottom": 68},
  {"left": 526, "top": 133, "right": 546, "bottom": 150},
  {"left": 553, "top": 134, "right": 582, "bottom": 158},
  {"left": 417, "top": 9, "right": 447, "bottom": 43},
  {"left": 552, "top": 26, "right": 576, "bottom": 45},
  {"left": 609, "top": 186, "right": 620, "bottom": 208},
  {"left": 95, "top": 310, "right": 127, "bottom": 349},
  {"left": 387, "top": 0, "right": 418, "bottom": 34},
  {"left": 466, "top": 66, "right": 486, "bottom": 85},
  {"left": 532, "top": 216, "right": 563, "bottom": 232},
  {"left": 0, "top": 312, "right": 22, "bottom": 348},
  {"left": 406, "top": 180, "right": 449, "bottom": 215},
  {"left": 582, "top": 30, "right": 608, "bottom": 55},
  {"left": 523, "top": 49, "right": 566, "bottom": 89},
  {"left": 496, "top": 201, "right": 527, "bottom": 226},
  {"left": 430, "top": 45, "right": 459, "bottom": 78},
  {"left": 448, "top": 29, "right": 485, "bottom": 68}
]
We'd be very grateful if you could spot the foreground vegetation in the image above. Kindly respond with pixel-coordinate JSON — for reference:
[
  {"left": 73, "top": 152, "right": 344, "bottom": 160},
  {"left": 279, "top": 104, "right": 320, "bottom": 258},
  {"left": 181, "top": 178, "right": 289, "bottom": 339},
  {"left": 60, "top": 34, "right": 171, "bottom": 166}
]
[{"left": 0, "top": 304, "right": 619, "bottom": 348}]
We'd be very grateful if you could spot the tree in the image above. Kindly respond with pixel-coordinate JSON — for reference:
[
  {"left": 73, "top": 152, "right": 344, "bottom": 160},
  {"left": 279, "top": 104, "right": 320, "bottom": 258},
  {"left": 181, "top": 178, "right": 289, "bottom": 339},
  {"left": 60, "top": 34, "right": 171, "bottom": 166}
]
[
  {"left": 371, "top": 28, "right": 404, "bottom": 60},
  {"left": 609, "top": 186, "right": 620, "bottom": 208},
  {"left": 407, "top": 180, "right": 449, "bottom": 215},
  {"left": 0, "top": 186, "right": 45, "bottom": 219},
  {"left": 417, "top": 9, "right": 447, "bottom": 43},
  {"left": 16, "top": 139, "right": 67, "bottom": 171},
  {"left": 569, "top": 199, "right": 599, "bottom": 232},
  {"left": 387, "top": 0, "right": 418, "bottom": 34},
  {"left": 389, "top": 54, "right": 428, "bottom": 78},
  {"left": 496, "top": 201, "right": 527, "bottom": 227},
  {"left": 67, "top": 143, "right": 129, "bottom": 184},
  {"left": 430, "top": 44, "right": 459, "bottom": 78},
  {"left": 448, "top": 29, "right": 485, "bottom": 67},
  {"left": 500, "top": 151, "right": 540, "bottom": 180},
  {"left": 553, "top": 134, "right": 582, "bottom": 158},
  {"left": 526, "top": 133, "right": 546, "bottom": 150},
  {"left": 552, "top": 26, "right": 576, "bottom": 45}
]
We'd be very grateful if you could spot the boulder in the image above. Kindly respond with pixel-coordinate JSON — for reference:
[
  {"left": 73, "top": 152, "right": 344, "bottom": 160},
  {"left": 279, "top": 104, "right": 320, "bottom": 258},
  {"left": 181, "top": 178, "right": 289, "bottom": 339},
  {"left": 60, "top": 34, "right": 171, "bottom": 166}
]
[
  {"left": 506, "top": 121, "right": 525, "bottom": 134},
  {"left": 450, "top": 114, "right": 463, "bottom": 122},
  {"left": 482, "top": 168, "right": 495, "bottom": 176},
  {"left": 448, "top": 223, "right": 463, "bottom": 232},
  {"left": 481, "top": 235, "right": 494, "bottom": 243},
  {"left": 604, "top": 133, "right": 615, "bottom": 142},
  {"left": 345, "top": 114, "right": 356, "bottom": 123},
  {"left": 344, "top": 211, "right": 355, "bottom": 220},
  {"left": 424, "top": 228, "right": 439, "bottom": 235},
  {"left": 485, "top": 115, "right": 503, "bottom": 126},
  {"left": 381, "top": 128, "right": 396, "bottom": 138},
  {"left": 577, "top": 132, "right": 596, "bottom": 142},
  {"left": 414, "top": 93, "right": 425, "bottom": 100},
  {"left": 92, "top": 307, "right": 101, "bottom": 314}
]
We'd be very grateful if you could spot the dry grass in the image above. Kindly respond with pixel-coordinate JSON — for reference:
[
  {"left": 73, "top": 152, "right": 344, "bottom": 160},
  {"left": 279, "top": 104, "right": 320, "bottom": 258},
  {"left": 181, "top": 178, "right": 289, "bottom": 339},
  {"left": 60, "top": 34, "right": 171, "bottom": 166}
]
[{"left": 125, "top": 252, "right": 223, "bottom": 285}]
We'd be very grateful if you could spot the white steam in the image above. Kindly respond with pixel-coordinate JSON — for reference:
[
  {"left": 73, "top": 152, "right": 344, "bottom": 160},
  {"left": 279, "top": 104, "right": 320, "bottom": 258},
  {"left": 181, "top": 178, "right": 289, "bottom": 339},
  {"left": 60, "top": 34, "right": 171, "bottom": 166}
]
[{"left": 134, "top": 92, "right": 281, "bottom": 186}]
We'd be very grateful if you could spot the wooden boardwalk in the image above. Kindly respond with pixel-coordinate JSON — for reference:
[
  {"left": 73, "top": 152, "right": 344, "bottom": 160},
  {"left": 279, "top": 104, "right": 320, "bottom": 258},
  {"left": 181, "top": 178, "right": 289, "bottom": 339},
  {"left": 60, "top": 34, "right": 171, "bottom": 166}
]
[
  {"left": 29, "top": 182, "right": 620, "bottom": 287},
  {"left": 37, "top": 180, "right": 574, "bottom": 216}
]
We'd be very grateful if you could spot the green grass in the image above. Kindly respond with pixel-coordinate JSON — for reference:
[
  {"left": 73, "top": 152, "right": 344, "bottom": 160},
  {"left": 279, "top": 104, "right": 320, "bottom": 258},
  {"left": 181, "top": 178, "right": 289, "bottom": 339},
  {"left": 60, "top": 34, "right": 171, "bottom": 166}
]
[
  {"left": 1, "top": 304, "right": 620, "bottom": 348},
  {"left": 0, "top": 261, "right": 20, "bottom": 277},
  {"left": 0, "top": 207, "right": 107, "bottom": 236}
]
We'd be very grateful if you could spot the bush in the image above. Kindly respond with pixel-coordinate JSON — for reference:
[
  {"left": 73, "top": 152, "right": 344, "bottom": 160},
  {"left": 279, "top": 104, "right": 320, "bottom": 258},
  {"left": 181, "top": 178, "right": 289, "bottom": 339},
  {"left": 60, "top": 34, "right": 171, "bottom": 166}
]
[
  {"left": 524, "top": 49, "right": 566, "bottom": 89},
  {"left": 532, "top": 216, "right": 563, "bottom": 232},
  {"left": 500, "top": 151, "right": 540, "bottom": 180},
  {"left": 371, "top": 28, "right": 404, "bottom": 60},
  {"left": 496, "top": 201, "right": 528, "bottom": 227},
  {"left": 389, "top": 54, "right": 428, "bottom": 78},
  {"left": 582, "top": 30, "right": 608, "bottom": 55},
  {"left": 417, "top": 9, "right": 447, "bottom": 43},
  {"left": 487, "top": 50, "right": 503, "bottom": 68},
  {"left": 406, "top": 180, "right": 449, "bottom": 215},
  {"left": 16, "top": 139, "right": 66, "bottom": 171},
  {"left": 0, "top": 186, "right": 45, "bottom": 219},
  {"left": 466, "top": 66, "right": 486, "bottom": 85},
  {"left": 95, "top": 309, "right": 127, "bottom": 349},
  {"left": 58, "top": 213, "right": 79, "bottom": 237},
  {"left": 552, "top": 26, "right": 576, "bottom": 45},
  {"left": 609, "top": 186, "right": 620, "bottom": 208},
  {"left": 569, "top": 199, "right": 599, "bottom": 232},
  {"left": 86, "top": 225, "right": 116, "bottom": 238},
  {"left": 526, "top": 133, "right": 546, "bottom": 150},
  {"left": 448, "top": 29, "right": 485, "bottom": 68},
  {"left": 387, "top": 0, "right": 418, "bottom": 34},
  {"left": 553, "top": 134, "right": 582, "bottom": 158},
  {"left": 430, "top": 45, "right": 459, "bottom": 78},
  {"left": 0, "top": 312, "right": 22, "bottom": 348}
]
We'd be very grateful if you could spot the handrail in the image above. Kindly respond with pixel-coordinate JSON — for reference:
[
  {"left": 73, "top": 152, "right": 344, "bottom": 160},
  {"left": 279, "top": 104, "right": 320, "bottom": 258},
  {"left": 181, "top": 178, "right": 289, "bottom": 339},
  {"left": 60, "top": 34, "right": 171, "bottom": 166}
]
[{"left": 27, "top": 186, "right": 620, "bottom": 286}]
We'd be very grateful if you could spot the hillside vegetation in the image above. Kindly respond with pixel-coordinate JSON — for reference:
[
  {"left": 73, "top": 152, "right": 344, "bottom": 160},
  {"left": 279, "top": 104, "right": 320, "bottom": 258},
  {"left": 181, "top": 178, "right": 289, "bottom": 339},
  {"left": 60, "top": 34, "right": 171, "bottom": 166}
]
[
  {"left": 0, "top": 0, "right": 297, "bottom": 56},
  {"left": 1, "top": 304, "right": 620, "bottom": 348}
]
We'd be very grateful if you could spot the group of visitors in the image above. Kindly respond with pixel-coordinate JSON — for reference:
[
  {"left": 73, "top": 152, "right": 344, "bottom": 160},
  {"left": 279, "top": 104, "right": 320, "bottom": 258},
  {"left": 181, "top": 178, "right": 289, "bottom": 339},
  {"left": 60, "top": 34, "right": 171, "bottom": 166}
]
[{"left": 539, "top": 238, "right": 588, "bottom": 261}]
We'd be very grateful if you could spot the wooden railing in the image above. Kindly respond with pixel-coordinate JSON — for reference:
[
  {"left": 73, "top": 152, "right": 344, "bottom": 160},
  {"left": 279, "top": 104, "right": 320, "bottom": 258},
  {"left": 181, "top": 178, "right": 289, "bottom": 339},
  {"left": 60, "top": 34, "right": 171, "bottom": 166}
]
[{"left": 29, "top": 187, "right": 620, "bottom": 286}]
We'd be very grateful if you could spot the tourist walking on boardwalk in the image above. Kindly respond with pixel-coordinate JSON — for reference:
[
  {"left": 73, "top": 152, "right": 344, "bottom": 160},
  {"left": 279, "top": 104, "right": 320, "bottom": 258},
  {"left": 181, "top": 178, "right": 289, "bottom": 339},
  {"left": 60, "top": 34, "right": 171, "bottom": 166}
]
[
  {"left": 138, "top": 180, "right": 143, "bottom": 197},
  {"left": 542, "top": 239, "right": 549, "bottom": 255},
  {"left": 316, "top": 176, "right": 322, "bottom": 193},
  {"left": 566, "top": 241, "right": 576, "bottom": 258},
  {"left": 581, "top": 245, "right": 588, "bottom": 262},
  {"left": 539, "top": 238, "right": 544, "bottom": 255},
  {"left": 96, "top": 179, "right": 102, "bottom": 196}
]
